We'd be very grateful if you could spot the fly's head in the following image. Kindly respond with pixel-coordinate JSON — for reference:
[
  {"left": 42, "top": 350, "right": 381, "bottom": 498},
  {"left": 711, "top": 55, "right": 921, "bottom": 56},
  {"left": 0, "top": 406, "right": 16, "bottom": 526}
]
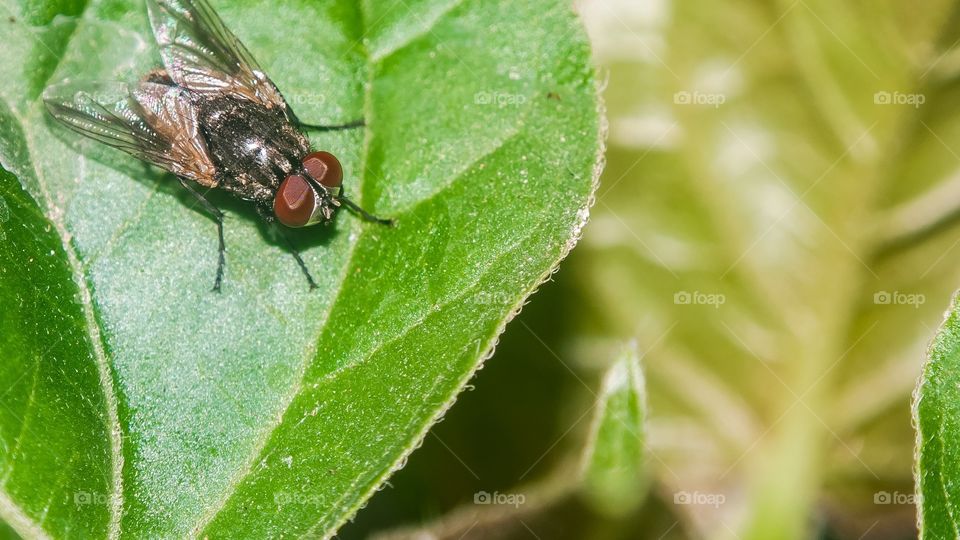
[{"left": 273, "top": 151, "right": 343, "bottom": 228}]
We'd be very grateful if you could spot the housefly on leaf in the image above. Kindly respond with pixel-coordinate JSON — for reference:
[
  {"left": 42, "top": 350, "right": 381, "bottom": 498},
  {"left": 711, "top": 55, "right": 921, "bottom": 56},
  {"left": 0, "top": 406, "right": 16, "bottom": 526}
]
[{"left": 44, "top": 0, "right": 392, "bottom": 292}]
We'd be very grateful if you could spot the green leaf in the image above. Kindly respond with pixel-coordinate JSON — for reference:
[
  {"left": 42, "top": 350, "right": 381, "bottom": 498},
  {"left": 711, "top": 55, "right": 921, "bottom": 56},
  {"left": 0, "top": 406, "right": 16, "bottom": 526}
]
[
  {"left": 0, "top": 0, "right": 601, "bottom": 537},
  {"left": 914, "top": 293, "right": 960, "bottom": 539},
  {"left": 580, "top": 342, "right": 648, "bottom": 518},
  {"left": 0, "top": 155, "right": 118, "bottom": 538}
]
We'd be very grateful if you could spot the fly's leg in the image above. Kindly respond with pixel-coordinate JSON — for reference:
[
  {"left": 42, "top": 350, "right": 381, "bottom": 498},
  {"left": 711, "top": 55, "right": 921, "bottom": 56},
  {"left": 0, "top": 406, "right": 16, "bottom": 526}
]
[
  {"left": 296, "top": 118, "right": 365, "bottom": 132},
  {"left": 179, "top": 179, "right": 226, "bottom": 292},
  {"left": 255, "top": 205, "right": 318, "bottom": 290},
  {"left": 336, "top": 187, "right": 394, "bottom": 226},
  {"left": 285, "top": 102, "right": 363, "bottom": 131},
  {"left": 276, "top": 227, "right": 318, "bottom": 290}
]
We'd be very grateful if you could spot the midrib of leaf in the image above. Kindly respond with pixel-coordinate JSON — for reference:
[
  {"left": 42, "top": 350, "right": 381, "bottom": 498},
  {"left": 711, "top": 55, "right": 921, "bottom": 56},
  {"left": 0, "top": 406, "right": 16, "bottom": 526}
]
[
  {"left": 367, "top": 0, "right": 465, "bottom": 63},
  {"left": 189, "top": 3, "right": 372, "bottom": 534},
  {"left": 1, "top": 91, "right": 124, "bottom": 537},
  {"left": 191, "top": 3, "right": 545, "bottom": 532}
]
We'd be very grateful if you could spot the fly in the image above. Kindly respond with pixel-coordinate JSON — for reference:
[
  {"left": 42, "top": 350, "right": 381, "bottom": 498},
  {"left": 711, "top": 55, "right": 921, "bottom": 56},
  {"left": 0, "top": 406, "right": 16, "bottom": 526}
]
[{"left": 44, "top": 0, "right": 392, "bottom": 292}]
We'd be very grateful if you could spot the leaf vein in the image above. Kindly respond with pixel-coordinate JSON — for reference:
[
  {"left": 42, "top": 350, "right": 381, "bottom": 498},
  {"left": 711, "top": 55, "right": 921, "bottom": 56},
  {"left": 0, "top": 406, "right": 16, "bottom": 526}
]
[
  {"left": 369, "top": 0, "right": 468, "bottom": 63},
  {"left": 13, "top": 100, "right": 124, "bottom": 540}
]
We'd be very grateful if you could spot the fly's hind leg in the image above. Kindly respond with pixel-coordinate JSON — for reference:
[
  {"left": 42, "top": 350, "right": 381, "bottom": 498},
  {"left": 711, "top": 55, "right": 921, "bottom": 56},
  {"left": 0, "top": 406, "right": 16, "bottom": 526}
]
[{"left": 179, "top": 179, "right": 226, "bottom": 292}]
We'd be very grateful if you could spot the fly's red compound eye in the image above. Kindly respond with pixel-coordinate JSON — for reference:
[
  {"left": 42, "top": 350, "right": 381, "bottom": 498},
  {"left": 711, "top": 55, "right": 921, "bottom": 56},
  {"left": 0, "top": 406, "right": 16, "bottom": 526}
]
[
  {"left": 302, "top": 151, "right": 343, "bottom": 188},
  {"left": 274, "top": 174, "right": 317, "bottom": 227}
]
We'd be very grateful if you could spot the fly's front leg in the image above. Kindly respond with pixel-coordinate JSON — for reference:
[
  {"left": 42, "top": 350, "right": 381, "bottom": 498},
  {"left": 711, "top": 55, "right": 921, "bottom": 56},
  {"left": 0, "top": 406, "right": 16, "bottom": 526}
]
[
  {"left": 179, "top": 179, "right": 226, "bottom": 292},
  {"left": 256, "top": 205, "right": 318, "bottom": 290},
  {"left": 335, "top": 187, "right": 394, "bottom": 226},
  {"left": 284, "top": 103, "right": 364, "bottom": 132},
  {"left": 296, "top": 118, "right": 365, "bottom": 132},
  {"left": 277, "top": 227, "right": 318, "bottom": 290}
]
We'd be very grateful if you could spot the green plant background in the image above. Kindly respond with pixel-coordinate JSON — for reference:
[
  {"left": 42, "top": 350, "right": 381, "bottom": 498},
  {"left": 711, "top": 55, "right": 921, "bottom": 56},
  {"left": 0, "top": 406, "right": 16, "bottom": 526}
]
[{"left": 4, "top": 0, "right": 960, "bottom": 538}]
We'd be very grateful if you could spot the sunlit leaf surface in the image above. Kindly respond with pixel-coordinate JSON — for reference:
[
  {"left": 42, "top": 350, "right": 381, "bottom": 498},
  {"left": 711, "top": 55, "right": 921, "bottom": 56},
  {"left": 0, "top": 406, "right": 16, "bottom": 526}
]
[{"left": 0, "top": 0, "right": 601, "bottom": 536}]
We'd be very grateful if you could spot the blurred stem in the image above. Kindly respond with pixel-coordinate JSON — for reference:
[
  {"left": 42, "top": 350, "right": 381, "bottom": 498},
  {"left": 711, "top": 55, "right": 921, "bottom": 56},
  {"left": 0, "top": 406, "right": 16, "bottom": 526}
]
[
  {"left": 738, "top": 0, "right": 891, "bottom": 537},
  {"left": 740, "top": 171, "right": 877, "bottom": 540},
  {"left": 871, "top": 170, "right": 960, "bottom": 255},
  {"left": 774, "top": 0, "right": 873, "bottom": 154}
]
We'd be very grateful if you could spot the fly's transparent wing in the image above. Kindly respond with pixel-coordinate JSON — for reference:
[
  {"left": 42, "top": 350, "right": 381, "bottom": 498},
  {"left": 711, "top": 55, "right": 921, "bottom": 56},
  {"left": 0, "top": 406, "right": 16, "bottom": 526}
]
[
  {"left": 146, "top": 0, "right": 288, "bottom": 110},
  {"left": 44, "top": 80, "right": 218, "bottom": 186},
  {"left": 44, "top": 82, "right": 167, "bottom": 158}
]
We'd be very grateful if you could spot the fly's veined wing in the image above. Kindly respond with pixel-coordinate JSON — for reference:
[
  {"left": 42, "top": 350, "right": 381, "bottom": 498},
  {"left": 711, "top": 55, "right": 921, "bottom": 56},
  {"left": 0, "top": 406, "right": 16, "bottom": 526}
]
[
  {"left": 146, "top": 0, "right": 288, "bottom": 111},
  {"left": 44, "top": 80, "right": 219, "bottom": 187}
]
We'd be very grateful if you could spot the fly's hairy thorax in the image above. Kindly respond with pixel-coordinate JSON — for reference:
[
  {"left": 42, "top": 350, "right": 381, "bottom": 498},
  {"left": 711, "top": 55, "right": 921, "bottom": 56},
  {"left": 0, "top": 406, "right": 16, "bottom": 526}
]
[{"left": 198, "top": 95, "right": 310, "bottom": 203}]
